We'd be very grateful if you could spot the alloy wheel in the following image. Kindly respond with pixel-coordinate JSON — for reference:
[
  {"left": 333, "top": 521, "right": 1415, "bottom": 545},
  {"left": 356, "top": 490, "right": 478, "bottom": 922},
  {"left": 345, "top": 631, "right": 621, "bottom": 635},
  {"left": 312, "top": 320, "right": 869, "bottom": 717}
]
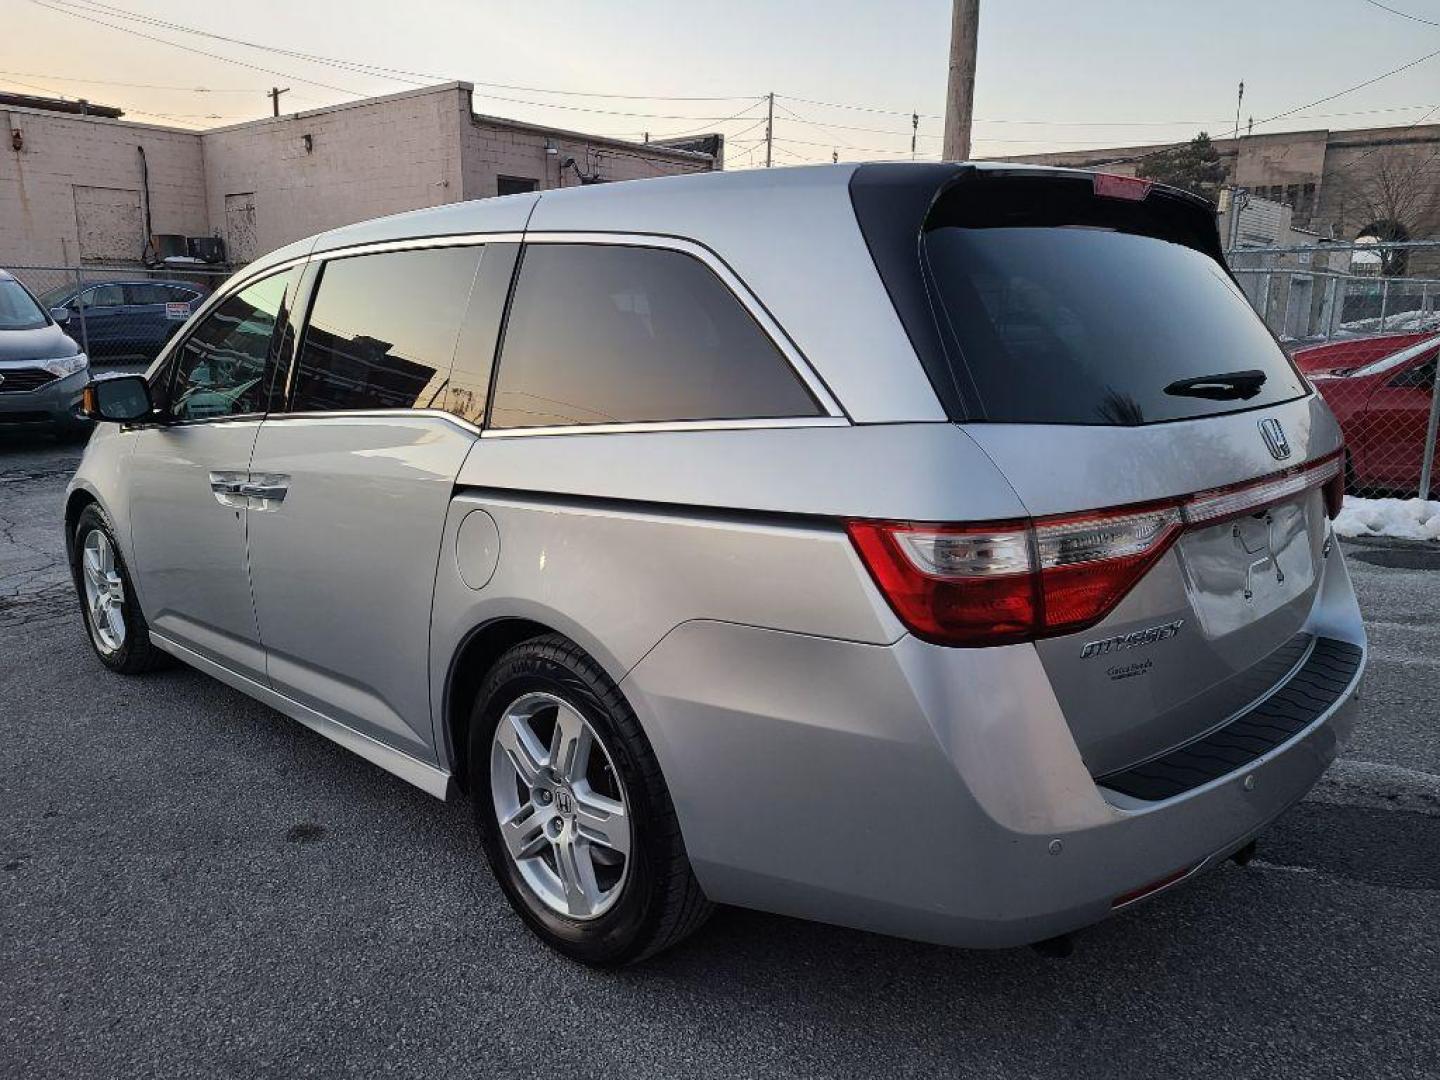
[
  {"left": 489, "top": 691, "right": 631, "bottom": 920},
  {"left": 80, "top": 529, "right": 126, "bottom": 655}
]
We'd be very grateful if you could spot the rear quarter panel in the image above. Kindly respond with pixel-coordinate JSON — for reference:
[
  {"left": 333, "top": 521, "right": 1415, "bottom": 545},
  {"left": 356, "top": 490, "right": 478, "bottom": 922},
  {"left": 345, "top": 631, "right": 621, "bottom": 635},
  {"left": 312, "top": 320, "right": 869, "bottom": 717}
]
[{"left": 427, "top": 422, "right": 1031, "bottom": 770}]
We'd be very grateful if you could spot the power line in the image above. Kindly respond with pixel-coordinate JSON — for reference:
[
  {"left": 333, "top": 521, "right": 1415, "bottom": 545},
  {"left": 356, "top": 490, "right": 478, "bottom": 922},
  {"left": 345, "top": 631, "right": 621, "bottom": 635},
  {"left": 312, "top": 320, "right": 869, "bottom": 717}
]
[
  {"left": 774, "top": 96, "right": 1440, "bottom": 142},
  {"left": 773, "top": 133, "right": 940, "bottom": 157},
  {"left": 1339, "top": 102, "right": 1440, "bottom": 170},
  {"left": 25, "top": 0, "right": 1440, "bottom": 154},
  {"left": 1251, "top": 46, "right": 1440, "bottom": 128},
  {"left": 0, "top": 73, "right": 247, "bottom": 120},
  {"left": 470, "top": 92, "right": 766, "bottom": 122},
  {"left": 29, "top": 0, "right": 767, "bottom": 124},
  {"left": 25, "top": 0, "right": 372, "bottom": 97},
  {"left": 0, "top": 68, "right": 264, "bottom": 93},
  {"left": 1360, "top": 0, "right": 1440, "bottom": 29},
  {"left": 780, "top": 93, "right": 940, "bottom": 119},
  {"left": 43, "top": 0, "right": 760, "bottom": 103}
]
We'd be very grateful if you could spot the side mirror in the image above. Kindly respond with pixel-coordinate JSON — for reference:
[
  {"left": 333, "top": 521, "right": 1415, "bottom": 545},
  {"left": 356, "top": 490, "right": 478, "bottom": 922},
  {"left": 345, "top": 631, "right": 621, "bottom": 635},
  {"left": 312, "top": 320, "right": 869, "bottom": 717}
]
[
  {"left": 82, "top": 374, "right": 157, "bottom": 424},
  {"left": 50, "top": 306, "right": 71, "bottom": 325}
]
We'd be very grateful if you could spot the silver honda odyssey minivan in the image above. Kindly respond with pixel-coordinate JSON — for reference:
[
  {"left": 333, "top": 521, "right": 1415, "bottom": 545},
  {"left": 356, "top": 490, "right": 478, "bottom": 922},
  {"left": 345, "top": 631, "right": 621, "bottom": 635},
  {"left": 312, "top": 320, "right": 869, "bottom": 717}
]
[{"left": 66, "top": 163, "right": 1365, "bottom": 965}]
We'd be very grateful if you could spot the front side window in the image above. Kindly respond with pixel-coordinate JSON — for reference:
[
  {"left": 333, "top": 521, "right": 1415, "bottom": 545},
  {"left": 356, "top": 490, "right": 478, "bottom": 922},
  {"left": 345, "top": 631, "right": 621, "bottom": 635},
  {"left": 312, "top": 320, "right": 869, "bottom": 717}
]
[
  {"left": 168, "top": 271, "right": 292, "bottom": 422},
  {"left": 290, "top": 246, "right": 482, "bottom": 413},
  {"left": 490, "top": 244, "right": 820, "bottom": 429},
  {"left": 0, "top": 279, "right": 47, "bottom": 331}
]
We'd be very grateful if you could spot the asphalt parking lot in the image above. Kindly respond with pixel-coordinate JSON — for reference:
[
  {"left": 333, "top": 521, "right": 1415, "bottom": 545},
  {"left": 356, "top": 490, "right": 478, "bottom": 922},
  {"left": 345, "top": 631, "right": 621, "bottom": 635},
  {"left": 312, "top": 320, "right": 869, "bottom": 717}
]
[{"left": 2, "top": 432, "right": 1437, "bottom": 1080}]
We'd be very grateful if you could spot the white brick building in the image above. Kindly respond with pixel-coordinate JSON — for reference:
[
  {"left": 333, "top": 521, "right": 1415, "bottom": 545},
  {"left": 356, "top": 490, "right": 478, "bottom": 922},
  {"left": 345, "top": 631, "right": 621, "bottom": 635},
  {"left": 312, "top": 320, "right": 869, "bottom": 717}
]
[{"left": 1, "top": 82, "right": 720, "bottom": 267}]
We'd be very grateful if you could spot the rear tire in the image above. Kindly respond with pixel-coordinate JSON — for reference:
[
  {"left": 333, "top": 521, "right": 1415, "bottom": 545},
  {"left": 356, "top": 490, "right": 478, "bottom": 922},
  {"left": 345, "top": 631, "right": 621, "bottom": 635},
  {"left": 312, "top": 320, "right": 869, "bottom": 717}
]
[
  {"left": 469, "top": 634, "right": 712, "bottom": 966},
  {"left": 71, "top": 504, "right": 169, "bottom": 674}
]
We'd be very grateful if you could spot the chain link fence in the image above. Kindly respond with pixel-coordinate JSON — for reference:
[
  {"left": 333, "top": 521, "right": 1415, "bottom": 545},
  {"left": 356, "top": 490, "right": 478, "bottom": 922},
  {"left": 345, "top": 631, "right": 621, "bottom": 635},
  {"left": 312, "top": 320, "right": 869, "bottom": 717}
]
[
  {"left": 9, "top": 264, "right": 233, "bottom": 366},
  {"left": 1226, "top": 240, "right": 1440, "bottom": 502}
]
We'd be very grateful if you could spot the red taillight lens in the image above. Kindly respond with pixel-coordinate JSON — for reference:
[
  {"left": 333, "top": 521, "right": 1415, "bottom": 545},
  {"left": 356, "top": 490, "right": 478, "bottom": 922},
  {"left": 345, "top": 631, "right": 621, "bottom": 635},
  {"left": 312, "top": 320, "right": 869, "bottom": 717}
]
[
  {"left": 847, "top": 505, "right": 1181, "bottom": 647},
  {"left": 845, "top": 521, "right": 1038, "bottom": 646},
  {"left": 1033, "top": 506, "right": 1184, "bottom": 635},
  {"left": 1323, "top": 461, "right": 1346, "bottom": 519},
  {"left": 848, "top": 451, "right": 1344, "bottom": 648}
]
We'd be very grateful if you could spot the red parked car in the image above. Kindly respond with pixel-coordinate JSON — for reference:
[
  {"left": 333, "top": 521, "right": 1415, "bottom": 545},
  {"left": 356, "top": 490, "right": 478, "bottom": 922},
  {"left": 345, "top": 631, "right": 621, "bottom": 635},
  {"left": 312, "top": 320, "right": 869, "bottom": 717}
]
[
  {"left": 1291, "top": 331, "right": 1435, "bottom": 375},
  {"left": 1308, "top": 334, "right": 1440, "bottom": 495}
]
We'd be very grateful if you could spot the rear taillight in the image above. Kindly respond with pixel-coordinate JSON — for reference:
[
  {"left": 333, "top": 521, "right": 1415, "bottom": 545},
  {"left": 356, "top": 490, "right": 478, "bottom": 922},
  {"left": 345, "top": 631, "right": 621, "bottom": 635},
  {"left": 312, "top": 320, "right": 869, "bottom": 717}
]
[
  {"left": 848, "top": 450, "right": 1345, "bottom": 647},
  {"left": 846, "top": 521, "right": 1038, "bottom": 646},
  {"left": 847, "top": 504, "right": 1181, "bottom": 647},
  {"left": 1323, "top": 463, "right": 1345, "bottom": 520},
  {"left": 1033, "top": 505, "right": 1184, "bottom": 635}
]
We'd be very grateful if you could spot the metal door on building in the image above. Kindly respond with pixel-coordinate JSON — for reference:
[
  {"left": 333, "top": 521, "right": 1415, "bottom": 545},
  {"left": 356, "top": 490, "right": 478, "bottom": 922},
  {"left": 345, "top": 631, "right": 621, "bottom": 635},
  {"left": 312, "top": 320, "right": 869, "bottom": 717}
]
[{"left": 224, "top": 192, "right": 258, "bottom": 265}]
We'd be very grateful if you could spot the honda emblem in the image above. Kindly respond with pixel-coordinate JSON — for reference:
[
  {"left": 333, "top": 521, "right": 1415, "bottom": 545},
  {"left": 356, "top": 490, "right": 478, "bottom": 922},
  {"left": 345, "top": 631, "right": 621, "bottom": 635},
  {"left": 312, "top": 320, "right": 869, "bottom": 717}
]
[{"left": 1259, "top": 418, "right": 1291, "bottom": 461}]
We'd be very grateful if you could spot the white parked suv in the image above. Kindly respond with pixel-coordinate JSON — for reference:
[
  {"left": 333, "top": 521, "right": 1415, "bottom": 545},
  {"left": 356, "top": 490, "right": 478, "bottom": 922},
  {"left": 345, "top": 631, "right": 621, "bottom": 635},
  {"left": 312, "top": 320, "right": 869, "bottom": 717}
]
[{"left": 67, "top": 164, "right": 1364, "bottom": 964}]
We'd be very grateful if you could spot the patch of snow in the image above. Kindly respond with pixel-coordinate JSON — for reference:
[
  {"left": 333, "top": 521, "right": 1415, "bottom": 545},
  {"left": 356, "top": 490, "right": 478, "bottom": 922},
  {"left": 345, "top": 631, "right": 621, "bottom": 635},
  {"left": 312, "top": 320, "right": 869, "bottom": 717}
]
[
  {"left": 1340, "top": 313, "right": 1440, "bottom": 335},
  {"left": 1333, "top": 496, "right": 1440, "bottom": 541}
]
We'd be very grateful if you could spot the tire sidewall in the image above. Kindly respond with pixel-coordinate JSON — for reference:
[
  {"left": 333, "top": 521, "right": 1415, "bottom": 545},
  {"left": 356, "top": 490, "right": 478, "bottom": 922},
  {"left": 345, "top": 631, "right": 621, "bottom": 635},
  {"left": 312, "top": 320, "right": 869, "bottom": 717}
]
[
  {"left": 470, "top": 648, "right": 662, "bottom": 965},
  {"left": 72, "top": 505, "right": 145, "bottom": 672}
]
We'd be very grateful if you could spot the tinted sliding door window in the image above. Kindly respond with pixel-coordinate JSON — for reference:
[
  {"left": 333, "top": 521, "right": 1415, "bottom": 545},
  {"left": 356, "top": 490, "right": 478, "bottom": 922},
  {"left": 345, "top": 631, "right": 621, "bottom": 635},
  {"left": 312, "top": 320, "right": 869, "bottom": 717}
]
[
  {"left": 490, "top": 244, "right": 821, "bottom": 429},
  {"left": 168, "top": 270, "right": 293, "bottom": 422},
  {"left": 290, "top": 246, "right": 483, "bottom": 413}
]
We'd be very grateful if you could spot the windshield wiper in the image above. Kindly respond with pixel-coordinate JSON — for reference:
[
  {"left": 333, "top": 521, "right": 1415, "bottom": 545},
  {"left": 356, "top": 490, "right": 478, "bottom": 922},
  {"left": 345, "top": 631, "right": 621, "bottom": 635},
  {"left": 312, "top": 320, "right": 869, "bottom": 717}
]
[{"left": 1163, "top": 369, "right": 1267, "bottom": 401}]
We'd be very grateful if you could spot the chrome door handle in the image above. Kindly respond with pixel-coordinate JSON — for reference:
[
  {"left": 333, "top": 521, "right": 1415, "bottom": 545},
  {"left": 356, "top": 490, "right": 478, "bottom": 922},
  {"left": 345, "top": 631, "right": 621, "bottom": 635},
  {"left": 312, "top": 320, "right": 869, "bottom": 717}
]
[
  {"left": 239, "top": 484, "right": 288, "bottom": 502},
  {"left": 239, "top": 474, "right": 290, "bottom": 507},
  {"left": 208, "top": 470, "right": 249, "bottom": 508}
]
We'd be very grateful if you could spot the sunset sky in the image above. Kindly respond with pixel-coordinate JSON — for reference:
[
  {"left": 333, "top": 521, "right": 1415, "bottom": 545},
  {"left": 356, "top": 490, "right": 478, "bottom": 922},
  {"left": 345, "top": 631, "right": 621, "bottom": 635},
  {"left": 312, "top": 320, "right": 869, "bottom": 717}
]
[{"left": 6, "top": 0, "right": 1438, "bottom": 165}]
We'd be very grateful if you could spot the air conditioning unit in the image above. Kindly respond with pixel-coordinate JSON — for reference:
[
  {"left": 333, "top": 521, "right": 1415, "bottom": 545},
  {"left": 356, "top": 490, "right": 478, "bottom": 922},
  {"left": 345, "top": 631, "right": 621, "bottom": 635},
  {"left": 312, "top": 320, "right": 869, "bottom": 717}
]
[
  {"left": 151, "top": 233, "right": 188, "bottom": 260},
  {"left": 188, "top": 236, "right": 227, "bottom": 264}
]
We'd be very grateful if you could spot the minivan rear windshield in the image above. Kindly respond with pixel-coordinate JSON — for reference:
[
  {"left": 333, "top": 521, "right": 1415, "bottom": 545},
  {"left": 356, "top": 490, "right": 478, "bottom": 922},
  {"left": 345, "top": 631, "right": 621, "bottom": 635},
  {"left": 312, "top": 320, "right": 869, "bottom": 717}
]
[
  {"left": 0, "top": 279, "right": 48, "bottom": 331},
  {"left": 923, "top": 220, "right": 1308, "bottom": 427}
]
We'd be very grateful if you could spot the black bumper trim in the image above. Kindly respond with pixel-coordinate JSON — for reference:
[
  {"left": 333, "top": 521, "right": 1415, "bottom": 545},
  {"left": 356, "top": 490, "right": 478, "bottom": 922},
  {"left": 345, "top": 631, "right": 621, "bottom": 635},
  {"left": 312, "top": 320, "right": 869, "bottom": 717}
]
[{"left": 1097, "top": 636, "right": 1363, "bottom": 802}]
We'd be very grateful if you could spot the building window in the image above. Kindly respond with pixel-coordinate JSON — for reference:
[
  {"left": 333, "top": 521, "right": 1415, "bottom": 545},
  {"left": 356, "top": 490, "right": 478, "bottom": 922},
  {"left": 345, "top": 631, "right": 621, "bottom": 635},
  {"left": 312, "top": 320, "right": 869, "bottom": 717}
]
[{"left": 497, "top": 175, "right": 539, "bottom": 196}]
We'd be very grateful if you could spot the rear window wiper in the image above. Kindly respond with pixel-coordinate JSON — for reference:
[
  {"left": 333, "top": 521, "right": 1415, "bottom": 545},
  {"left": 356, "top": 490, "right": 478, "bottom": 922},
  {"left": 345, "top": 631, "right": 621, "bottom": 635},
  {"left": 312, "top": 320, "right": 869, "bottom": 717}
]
[{"left": 1163, "top": 369, "right": 1267, "bottom": 401}]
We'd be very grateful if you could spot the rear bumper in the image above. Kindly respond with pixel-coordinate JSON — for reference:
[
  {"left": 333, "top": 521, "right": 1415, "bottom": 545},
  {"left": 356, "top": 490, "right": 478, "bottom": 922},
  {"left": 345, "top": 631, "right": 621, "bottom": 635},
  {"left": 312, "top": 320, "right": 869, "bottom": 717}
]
[
  {"left": 0, "top": 370, "right": 89, "bottom": 427},
  {"left": 622, "top": 550, "right": 1365, "bottom": 949}
]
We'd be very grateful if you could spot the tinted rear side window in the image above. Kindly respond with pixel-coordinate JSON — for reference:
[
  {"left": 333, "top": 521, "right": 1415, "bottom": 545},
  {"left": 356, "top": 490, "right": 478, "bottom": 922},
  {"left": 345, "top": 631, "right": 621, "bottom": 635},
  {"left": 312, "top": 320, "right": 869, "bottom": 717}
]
[
  {"left": 925, "top": 226, "right": 1306, "bottom": 425},
  {"left": 291, "top": 246, "right": 482, "bottom": 413},
  {"left": 490, "top": 244, "right": 820, "bottom": 428}
]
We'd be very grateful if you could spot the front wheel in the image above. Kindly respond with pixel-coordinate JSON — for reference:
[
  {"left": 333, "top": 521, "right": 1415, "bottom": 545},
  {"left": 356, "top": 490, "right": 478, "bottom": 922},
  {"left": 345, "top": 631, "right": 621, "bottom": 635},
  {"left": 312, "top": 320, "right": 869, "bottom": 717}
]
[
  {"left": 71, "top": 504, "right": 168, "bottom": 674},
  {"left": 469, "top": 634, "right": 711, "bottom": 966}
]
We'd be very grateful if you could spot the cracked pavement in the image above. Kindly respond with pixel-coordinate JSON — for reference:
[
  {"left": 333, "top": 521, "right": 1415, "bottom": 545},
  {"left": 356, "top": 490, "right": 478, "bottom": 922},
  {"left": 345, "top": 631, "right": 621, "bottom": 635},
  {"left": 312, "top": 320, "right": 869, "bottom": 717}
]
[{"left": 1, "top": 431, "right": 1437, "bottom": 1080}]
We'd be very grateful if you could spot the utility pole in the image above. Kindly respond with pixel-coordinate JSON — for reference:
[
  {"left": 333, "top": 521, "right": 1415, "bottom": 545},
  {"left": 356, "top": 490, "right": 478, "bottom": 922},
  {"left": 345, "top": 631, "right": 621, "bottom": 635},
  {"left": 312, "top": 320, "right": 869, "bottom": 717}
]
[
  {"left": 941, "top": 0, "right": 979, "bottom": 161},
  {"left": 911, "top": 111, "right": 919, "bottom": 159},
  {"left": 1231, "top": 80, "right": 1244, "bottom": 140},
  {"left": 764, "top": 91, "right": 774, "bottom": 168},
  {"left": 268, "top": 86, "right": 289, "bottom": 117}
]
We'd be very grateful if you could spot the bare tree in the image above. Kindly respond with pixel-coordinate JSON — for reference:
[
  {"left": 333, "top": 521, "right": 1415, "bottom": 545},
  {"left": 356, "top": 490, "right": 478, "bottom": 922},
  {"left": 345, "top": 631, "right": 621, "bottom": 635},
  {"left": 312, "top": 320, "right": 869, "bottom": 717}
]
[{"left": 1332, "top": 145, "right": 1440, "bottom": 273}]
